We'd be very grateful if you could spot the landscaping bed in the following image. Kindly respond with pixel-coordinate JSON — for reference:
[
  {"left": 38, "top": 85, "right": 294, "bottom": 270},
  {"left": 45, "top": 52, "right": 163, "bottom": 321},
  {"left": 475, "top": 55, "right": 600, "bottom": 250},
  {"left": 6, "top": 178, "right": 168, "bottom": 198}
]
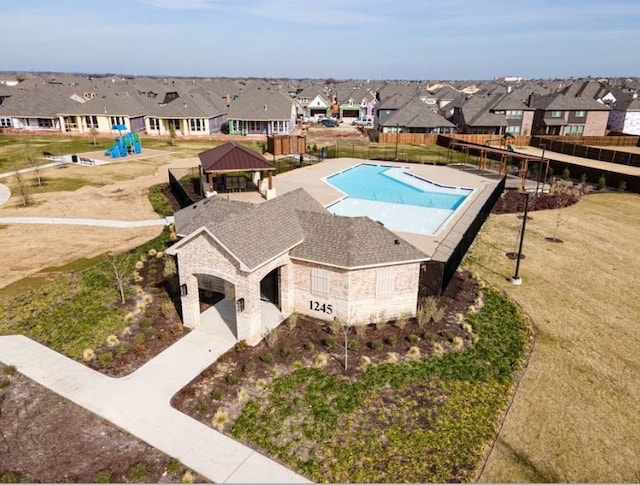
[{"left": 171, "top": 272, "right": 532, "bottom": 483}]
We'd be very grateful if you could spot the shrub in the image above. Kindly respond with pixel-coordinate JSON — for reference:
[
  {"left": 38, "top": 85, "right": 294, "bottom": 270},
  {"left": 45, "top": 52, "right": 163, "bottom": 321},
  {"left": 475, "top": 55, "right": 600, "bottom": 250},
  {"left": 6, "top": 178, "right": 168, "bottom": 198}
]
[
  {"left": 235, "top": 340, "right": 249, "bottom": 352},
  {"left": 432, "top": 342, "right": 444, "bottom": 355},
  {"left": 0, "top": 379, "right": 10, "bottom": 389},
  {"left": 368, "top": 339, "right": 383, "bottom": 351},
  {"left": 181, "top": 471, "right": 194, "bottom": 484},
  {"left": 280, "top": 346, "right": 293, "bottom": 358},
  {"left": 210, "top": 388, "right": 223, "bottom": 401},
  {"left": 121, "top": 326, "right": 132, "bottom": 337},
  {"left": 134, "top": 260, "right": 144, "bottom": 270},
  {"left": 359, "top": 355, "right": 371, "bottom": 368},
  {"left": 163, "top": 258, "right": 177, "bottom": 277},
  {"left": 99, "top": 352, "right": 114, "bottom": 364},
  {"left": 255, "top": 378, "right": 268, "bottom": 390},
  {"left": 328, "top": 318, "right": 342, "bottom": 335},
  {"left": 442, "top": 329, "right": 456, "bottom": 342},
  {"left": 322, "top": 335, "right": 336, "bottom": 348},
  {"left": 94, "top": 469, "right": 112, "bottom": 483},
  {"left": 166, "top": 458, "right": 182, "bottom": 475},
  {"left": 619, "top": 180, "right": 627, "bottom": 192},
  {"left": 142, "top": 293, "right": 153, "bottom": 304},
  {"left": 347, "top": 340, "right": 361, "bottom": 351},
  {"left": 385, "top": 335, "right": 398, "bottom": 346},
  {"left": 124, "top": 312, "right": 135, "bottom": 323},
  {"left": 286, "top": 312, "right": 298, "bottom": 330},
  {"left": 394, "top": 312, "right": 410, "bottom": 329},
  {"left": 225, "top": 374, "right": 239, "bottom": 386},
  {"left": 237, "top": 388, "right": 250, "bottom": 402},
  {"left": 264, "top": 330, "right": 279, "bottom": 348},
  {"left": 3, "top": 365, "right": 16, "bottom": 376},
  {"left": 260, "top": 352, "right": 275, "bottom": 364},
  {"left": 303, "top": 341, "right": 315, "bottom": 352},
  {"left": 579, "top": 173, "right": 588, "bottom": 184},
  {"left": 561, "top": 168, "right": 570, "bottom": 180},
  {"left": 406, "top": 346, "right": 421, "bottom": 360},
  {"left": 452, "top": 336, "right": 464, "bottom": 350},
  {"left": 406, "top": 334, "right": 420, "bottom": 344},
  {"left": 196, "top": 399, "right": 210, "bottom": 415},
  {"left": 386, "top": 352, "right": 399, "bottom": 363},
  {"left": 417, "top": 297, "right": 444, "bottom": 326},
  {"left": 598, "top": 175, "right": 607, "bottom": 190},
  {"left": 462, "top": 322, "right": 473, "bottom": 334},
  {"left": 82, "top": 348, "right": 96, "bottom": 362},
  {"left": 243, "top": 361, "right": 257, "bottom": 373},
  {"left": 211, "top": 409, "right": 230, "bottom": 431},
  {"left": 127, "top": 462, "right": 149, "bottom": 482},
  {"left": 314, "top": 353, "right": 328, "bottom": 368},
  {"left": 148, "top": 248, "right": 158, "bottom": 257},
  {"left": 106, "top": 334, "right": 120, "bottom": 347}
]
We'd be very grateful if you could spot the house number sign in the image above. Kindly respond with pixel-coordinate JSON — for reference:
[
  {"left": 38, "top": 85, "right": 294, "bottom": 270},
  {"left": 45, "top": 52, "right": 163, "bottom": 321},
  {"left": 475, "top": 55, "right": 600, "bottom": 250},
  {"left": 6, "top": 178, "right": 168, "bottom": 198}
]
[{"left": 309, "top": 300, "right": 333, "bottom": 314}]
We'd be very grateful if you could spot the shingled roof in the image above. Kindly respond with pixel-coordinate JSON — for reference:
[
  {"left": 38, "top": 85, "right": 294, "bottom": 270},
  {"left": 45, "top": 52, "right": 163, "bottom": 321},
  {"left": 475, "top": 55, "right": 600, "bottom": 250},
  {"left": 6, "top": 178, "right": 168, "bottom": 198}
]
[
  {"left": 198, "top": 142, "right": 275, "bottom": 173},
  {"left": 290, "top": 211, "right": 427, "bottom": 269},
  {"left": 171, "top": 188, "right": 427, "bottom": 272}
]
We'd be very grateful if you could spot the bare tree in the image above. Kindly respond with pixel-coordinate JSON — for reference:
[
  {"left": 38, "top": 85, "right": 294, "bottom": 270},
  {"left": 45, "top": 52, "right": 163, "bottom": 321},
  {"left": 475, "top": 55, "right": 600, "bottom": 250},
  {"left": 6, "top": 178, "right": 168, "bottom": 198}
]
[
  {"left": 103, "top": 252, "right": 130, "bottom": 303},
  {"left": 90, "top": 126, "right": 99, "bottom": 147},
  {"left": 14, "top": 170, "right": 33, "bottom": 207},
  {"left": 550, "top": 183, "right": 574, "bottom": 242}
]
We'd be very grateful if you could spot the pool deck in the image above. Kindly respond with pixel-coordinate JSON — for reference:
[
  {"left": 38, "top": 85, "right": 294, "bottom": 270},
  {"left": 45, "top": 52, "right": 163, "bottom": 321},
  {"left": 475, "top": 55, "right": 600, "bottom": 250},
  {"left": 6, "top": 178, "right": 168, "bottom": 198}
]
[{"left": 223, "top": 158, "right": 502, "bottom": 262}]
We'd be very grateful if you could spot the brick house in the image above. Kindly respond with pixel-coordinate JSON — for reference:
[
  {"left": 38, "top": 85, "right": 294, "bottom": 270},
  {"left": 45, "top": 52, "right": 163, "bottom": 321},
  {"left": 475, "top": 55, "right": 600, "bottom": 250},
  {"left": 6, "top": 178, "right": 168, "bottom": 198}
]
[
  {"left": 529, "top": 93, "right": 610, "bottom": 136},
  {"left": 166, "top": 189, "right": 427, "bottom": 345}
]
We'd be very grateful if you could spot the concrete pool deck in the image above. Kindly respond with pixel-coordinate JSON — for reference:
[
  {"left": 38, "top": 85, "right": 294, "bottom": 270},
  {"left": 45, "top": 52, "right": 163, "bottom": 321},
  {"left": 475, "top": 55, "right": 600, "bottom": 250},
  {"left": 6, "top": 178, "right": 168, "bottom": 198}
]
[{"left": 223, "top": 158, "right": 502, "bottom": 260}]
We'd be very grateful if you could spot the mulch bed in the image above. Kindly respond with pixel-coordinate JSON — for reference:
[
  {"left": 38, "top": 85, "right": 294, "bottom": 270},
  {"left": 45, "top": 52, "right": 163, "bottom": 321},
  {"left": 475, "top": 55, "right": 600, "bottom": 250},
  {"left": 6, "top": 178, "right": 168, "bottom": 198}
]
[{"left": 492, "top": 189, "right": 579, "bottom": 214}]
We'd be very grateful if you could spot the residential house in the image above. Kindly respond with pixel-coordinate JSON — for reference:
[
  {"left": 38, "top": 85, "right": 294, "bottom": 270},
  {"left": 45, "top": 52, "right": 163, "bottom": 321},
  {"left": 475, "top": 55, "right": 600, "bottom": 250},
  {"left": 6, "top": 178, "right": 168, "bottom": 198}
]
[
  {"left": 378, "top": 97, "right": 455, "bottom": 134},
  {"left": 336, "top": 86, "right": 377, "bottom": 122},
  {"left": 607, "top": 93, "right": 640, "bottom": 135},
  {"left": 529, "top": 93, "right": 610, "bottom": 136},
  {"left": 226, "top": 85, "right": 296, "bottom": 136},
  {"left": 450, "top": 90, "right": 534, "bottom": 135}
]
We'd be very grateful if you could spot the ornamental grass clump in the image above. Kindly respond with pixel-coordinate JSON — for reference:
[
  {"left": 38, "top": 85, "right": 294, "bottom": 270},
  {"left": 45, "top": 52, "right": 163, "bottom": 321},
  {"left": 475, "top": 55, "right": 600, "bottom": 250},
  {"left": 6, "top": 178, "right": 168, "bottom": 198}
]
[
  {"left": 83, "top": 348, "right": 96, "bottom": 362},
  {"left": 406, "top": 346, "right": 421, "bottom": 360},
  {"left": 106, "top": 334, "right": 120, "bottom": 347},
  {"left": 211, "top": 409, "right": 230, "bottom": 431},
  {"left": 314, "top": 353, "right": 329, "bottom": 368},
  {"left": 452, "top": 336, "right": 464, "bottom": 350},
  {"left": 432, "top": 342, "right": 444, "bottom": 356}
]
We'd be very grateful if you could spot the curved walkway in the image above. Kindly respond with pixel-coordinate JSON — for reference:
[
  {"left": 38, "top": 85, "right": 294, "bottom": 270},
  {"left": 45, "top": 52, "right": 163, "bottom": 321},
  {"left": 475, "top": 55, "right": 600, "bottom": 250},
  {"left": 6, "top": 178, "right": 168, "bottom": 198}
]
[
  {"left": 0, "top": 216, "right": 174, "bottom": 228},
  {"left": 0, "top": 183, "right": 9, "bottom": 207},
  {"left": 0, "top": 305, "right": 309, "bottom": 483}
]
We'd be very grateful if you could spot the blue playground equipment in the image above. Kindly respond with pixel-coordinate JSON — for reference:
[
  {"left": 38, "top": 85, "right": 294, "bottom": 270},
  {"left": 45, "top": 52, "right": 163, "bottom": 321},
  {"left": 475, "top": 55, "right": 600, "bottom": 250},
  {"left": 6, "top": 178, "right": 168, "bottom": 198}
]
[{"left": 104, "top": 124, "right": 142, "bottom": 158}]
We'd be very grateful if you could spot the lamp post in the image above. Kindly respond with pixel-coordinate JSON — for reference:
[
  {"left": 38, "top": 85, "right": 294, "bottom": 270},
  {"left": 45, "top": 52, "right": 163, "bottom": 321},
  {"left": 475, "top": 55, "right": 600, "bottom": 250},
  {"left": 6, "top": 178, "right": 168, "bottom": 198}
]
[
  {"left": 509, "top": 192, "right": 530, "bottom": 285},
  {"left": 536, "top": 143, "right": 546, "bottom": 194}
]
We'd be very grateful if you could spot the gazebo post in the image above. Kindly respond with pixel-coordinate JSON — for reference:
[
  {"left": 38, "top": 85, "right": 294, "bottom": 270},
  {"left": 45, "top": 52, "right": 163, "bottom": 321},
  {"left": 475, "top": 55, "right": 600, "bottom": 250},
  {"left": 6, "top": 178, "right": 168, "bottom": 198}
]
[{"left": 268, "top": 171, "right": 273, "bottom": 190}]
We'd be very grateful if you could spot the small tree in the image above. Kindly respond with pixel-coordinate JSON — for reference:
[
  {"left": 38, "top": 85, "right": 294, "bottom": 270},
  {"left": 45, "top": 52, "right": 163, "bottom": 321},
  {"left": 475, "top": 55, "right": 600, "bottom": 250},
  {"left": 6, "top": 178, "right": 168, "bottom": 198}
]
[
  {"left": 550, "top": 184, "right": 573, "bottom": 242},
  {"left": 90, "top": 126, "right": 99, "bottom": 147},
  {"left": 561, "top": 168, "right": 570, "bottom": 181},
  {"left": 619, "top": 180, "right": 627, "bottom": 192},
  {"left": 14, "top": 170, "right": 33, "bottom": 206},
  {"left": 169, "top": 125, "right": 177, "bottom": 147},
  {"left": 104, "top": 252, "right": 130, "bottom": 303}
]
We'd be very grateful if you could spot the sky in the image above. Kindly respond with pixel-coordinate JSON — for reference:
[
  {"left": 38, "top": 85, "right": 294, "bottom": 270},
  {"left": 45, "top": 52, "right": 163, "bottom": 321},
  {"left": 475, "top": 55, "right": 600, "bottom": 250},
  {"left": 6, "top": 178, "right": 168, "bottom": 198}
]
[{"left": 2, "top": 0, "right": 640, "bottom": 80}]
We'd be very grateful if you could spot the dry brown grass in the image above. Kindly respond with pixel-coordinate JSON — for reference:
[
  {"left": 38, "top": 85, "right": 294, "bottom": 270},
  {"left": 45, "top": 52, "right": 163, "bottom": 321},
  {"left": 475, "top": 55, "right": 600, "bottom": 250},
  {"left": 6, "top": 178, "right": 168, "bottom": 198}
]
[{"left": 466, "top": 192, "right": 640, "bottom": 483}]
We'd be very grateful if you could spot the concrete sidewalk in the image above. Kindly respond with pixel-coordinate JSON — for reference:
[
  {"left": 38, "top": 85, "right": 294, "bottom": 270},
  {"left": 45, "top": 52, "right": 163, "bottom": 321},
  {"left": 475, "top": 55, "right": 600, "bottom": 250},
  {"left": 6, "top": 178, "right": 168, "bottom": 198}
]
[
  {"left": 0, "top": 303, "right": 309, "bottom": 483},
  {"left": 0, "top": 216, "right": 174, "bottom": 228}
]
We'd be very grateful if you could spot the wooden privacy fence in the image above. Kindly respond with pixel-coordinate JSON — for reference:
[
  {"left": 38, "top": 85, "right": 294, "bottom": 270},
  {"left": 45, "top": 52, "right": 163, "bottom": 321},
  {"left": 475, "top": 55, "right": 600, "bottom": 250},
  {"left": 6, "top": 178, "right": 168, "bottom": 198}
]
[
  {"left": 533, "top": 134, "right": 640, "bottom": 147},
  {"left": 168, "top": 168, "right": 196, "bottom": 208},
  {"left": 377, "top": 132, "right": 531, "bottom": 147},
  {"left": 267, "top": 135, "right": 306, "bottom": 156},
  {"left": 531, "top": 136, "right": 640, "bottom": 167}
]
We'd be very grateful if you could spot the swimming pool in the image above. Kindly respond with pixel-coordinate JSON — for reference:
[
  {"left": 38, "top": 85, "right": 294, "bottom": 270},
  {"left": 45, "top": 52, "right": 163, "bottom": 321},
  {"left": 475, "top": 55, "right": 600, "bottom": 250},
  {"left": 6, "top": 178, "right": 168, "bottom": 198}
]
[{"left": 325, "top": 163, "right": 472, "bottom": 235}]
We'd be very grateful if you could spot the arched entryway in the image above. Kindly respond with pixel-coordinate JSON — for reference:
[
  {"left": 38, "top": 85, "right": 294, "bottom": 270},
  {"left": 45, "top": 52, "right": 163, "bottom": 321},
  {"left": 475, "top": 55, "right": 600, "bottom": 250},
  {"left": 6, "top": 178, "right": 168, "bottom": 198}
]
[{"left": 195, "top": 273, "right": 237, "bottom": 339}]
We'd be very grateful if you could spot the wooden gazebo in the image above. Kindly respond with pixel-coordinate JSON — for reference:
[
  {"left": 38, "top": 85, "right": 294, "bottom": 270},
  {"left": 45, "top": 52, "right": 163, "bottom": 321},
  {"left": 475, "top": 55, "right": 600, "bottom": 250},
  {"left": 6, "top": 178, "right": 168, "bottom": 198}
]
[{"left": 198, "top": 142, "right": 276, "bottom": 193}]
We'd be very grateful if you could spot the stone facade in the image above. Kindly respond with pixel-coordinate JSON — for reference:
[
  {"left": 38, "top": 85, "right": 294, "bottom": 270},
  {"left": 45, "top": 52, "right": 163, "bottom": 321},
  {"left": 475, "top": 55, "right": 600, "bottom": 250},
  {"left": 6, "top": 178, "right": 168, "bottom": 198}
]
[
  {"left": 292, "top": 260, "right": 420, "bottom": 325},
  {"left": 583, "top": 110, "right": 609, "bottom": 136}
]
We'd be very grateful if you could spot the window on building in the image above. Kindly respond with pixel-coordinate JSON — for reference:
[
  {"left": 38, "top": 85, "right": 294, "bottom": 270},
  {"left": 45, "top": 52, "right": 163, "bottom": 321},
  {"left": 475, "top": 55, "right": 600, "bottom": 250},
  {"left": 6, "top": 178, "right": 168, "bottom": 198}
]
[
  {"left": 189, "top": 118, "right": 205, "bottom": 131},
  {"left": 168, "top": 119, "right": 181, "bottom": 130},
  {"left": 0, "top": 117, "right": 12, "bottom": 128},
  {"left": 148, "top": 117, "right": 159, "bottom": 131},
  {"left": 37, "top": 118, "right": 53, "bottom": 128},
  {"left": 565, "top": 125, "right": 584, "bottom": 136},
  {"left": 85, "top": 115, "right": 98, "bottom": 128},
  {"left": 575, "top": 110, "right": 586, "bottom": 118},
  {"left": 504, "top": 125, "right": 521, "bottom": 135},
  {"left": 311, "top": 267, "right": 330, "bottom": 299},
  {"left": 375, "top": 268, "right": 395, "bottom": 299},
  {"left": 551, "top": 110, "right": 563, "bottom": 118},
  {"left": 63, "top": 116, "right": 77, "bottom": 131},
  {"left": 110, "top": 116, "right": 125, "bottom": 127},
  {"left": 506, "top": 110, "right": 523, "bottom": 119}
]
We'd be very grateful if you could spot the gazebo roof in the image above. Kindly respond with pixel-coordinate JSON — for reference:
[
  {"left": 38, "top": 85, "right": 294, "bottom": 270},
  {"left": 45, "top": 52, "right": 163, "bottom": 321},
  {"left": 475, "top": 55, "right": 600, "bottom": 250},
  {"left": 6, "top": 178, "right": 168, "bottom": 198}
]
[{"left": 198, "top": 142, "right": 275, "bottom": 173}]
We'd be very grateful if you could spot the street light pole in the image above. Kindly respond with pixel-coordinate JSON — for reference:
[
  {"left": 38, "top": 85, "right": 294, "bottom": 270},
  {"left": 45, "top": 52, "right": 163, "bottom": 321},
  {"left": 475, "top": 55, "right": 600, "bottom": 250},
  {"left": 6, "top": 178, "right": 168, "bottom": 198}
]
[
  {"left": 536, "top": 143, "right": 546, "bottom": 194},
  {"left": 509, "top": 192, "right": 530, "bottom": 285}
]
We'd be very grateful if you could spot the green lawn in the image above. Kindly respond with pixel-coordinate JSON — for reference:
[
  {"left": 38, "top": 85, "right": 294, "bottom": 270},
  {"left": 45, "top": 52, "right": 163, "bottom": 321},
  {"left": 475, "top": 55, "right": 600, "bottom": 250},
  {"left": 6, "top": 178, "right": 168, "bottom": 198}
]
[{"left": 231, "top": 289, "right": 531, "bottom": 483}]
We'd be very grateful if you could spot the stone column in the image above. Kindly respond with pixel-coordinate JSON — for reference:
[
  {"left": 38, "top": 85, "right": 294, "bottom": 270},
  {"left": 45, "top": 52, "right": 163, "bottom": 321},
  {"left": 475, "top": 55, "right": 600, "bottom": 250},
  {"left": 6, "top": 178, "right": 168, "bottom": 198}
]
[{"left": 180, "top": 273, "right": 200, "bottom": 328}]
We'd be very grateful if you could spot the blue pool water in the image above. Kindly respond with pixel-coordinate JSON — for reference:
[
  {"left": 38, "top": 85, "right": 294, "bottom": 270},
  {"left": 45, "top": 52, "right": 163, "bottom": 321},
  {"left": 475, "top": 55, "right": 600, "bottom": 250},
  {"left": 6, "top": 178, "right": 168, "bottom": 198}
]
[{"left": 325, "top": 164, "right": 472, "bottom": 235}]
